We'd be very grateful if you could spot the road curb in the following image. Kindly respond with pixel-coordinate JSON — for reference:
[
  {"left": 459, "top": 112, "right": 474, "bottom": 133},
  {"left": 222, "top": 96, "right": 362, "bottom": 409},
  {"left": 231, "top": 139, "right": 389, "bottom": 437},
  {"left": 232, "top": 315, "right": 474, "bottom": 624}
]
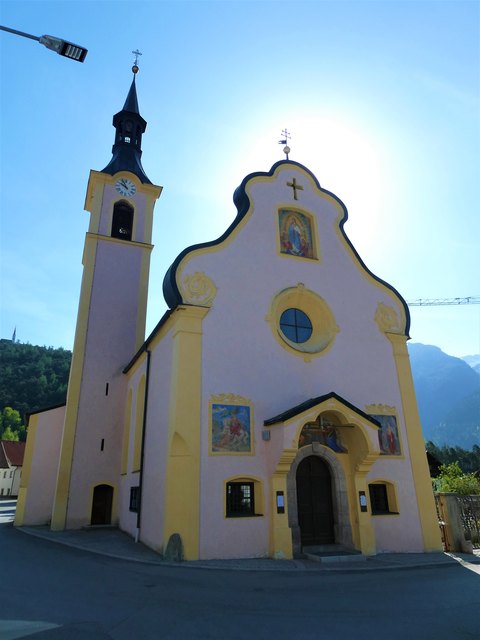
[{"left": 16, "top": 525, "right": 479, "bottom": 574}]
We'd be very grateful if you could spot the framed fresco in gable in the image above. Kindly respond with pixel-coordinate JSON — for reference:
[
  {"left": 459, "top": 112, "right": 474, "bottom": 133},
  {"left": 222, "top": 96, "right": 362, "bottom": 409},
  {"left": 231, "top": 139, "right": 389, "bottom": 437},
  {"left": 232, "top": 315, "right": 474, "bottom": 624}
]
[
  {"left": 210, "top": 395, "right": 254, "bottom": 455},
  {"left": 278, "top": 209, "right": 316, "bottom": 259},
  {"left": 371, "top": 414, "right": 401, "bottom": 456}
]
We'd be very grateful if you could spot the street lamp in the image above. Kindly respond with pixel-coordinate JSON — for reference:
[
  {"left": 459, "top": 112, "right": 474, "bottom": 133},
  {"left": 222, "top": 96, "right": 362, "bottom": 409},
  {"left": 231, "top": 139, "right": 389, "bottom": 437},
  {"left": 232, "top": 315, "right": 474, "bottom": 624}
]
[{"left": 0, "top": 25, "right": 87, "bottom": 62}]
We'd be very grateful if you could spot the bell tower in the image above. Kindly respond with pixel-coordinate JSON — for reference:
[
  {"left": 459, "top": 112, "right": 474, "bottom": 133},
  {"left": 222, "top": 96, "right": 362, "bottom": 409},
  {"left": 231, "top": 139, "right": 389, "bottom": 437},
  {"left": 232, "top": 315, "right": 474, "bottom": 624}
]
[{"left": 51, "top": 62, "right": 162, "bottom": 530}]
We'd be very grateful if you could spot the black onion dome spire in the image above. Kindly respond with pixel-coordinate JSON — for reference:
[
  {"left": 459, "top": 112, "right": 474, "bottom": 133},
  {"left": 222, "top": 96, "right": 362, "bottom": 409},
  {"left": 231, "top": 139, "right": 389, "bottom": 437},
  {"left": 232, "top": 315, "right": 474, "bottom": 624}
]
[{"left": 102, "top": 69, "right": 151, "bottom": 184}]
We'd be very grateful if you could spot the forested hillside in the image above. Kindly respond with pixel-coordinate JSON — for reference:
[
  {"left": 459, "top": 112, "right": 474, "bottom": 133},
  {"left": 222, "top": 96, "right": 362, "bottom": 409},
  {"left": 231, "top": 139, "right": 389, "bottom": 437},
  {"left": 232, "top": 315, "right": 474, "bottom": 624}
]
[{"left": 0, "top": 339, "right": 71, "bottom": 440}]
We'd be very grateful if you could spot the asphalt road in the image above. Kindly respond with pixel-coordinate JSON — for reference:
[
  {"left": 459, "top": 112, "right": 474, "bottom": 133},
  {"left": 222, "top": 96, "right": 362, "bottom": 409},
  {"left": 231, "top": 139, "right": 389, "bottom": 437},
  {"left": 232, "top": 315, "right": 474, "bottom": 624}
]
[{"left": 0, "top": 522, "right": 479, "bottom": 640}]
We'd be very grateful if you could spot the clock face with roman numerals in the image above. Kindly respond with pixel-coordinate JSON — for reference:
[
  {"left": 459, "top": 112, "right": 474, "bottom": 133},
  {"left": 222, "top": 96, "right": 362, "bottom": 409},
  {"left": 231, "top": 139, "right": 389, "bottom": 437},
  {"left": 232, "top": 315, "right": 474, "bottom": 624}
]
[{"left": 115, "top": 178, "right": 136, "bottom": 197}]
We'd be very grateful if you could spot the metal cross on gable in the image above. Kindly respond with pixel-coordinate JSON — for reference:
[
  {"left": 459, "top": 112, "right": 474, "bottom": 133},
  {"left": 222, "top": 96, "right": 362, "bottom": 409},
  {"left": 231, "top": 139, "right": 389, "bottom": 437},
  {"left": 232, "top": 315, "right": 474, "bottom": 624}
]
[{"left": 286, "top": 177, "right": 304, "bottom": 200}]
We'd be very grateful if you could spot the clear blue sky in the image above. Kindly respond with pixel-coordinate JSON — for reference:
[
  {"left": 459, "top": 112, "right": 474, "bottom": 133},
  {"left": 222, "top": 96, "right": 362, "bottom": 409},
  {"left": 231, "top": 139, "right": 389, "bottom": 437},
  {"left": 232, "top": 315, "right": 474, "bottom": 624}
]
[{"left": 1, "top": 0, "right": 479, "bottom": 358}]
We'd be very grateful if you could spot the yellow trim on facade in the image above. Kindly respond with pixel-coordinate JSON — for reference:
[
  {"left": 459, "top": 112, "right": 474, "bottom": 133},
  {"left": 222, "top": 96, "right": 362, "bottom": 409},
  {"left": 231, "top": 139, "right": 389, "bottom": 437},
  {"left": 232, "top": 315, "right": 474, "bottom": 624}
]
[
  {"left": 386, "top": 333, "right": 443, "bottom": 551},
  {"left": 14, "top": 414, "right": 39, "bottom": 526},
  {"left": 172, "top": 163, "right": 407, "bottom": 336},
  {"left": 84, "top": 170, "right": 162, "bottom": 214},
  {"left": 85, "top": 232, "right": 153, "bottom": 251},
  {"left": 163, "top": 305, "right": 209, "bottom": 561},
  {"left": 266, "top": 284, "right": 340, "bottom": 361}
]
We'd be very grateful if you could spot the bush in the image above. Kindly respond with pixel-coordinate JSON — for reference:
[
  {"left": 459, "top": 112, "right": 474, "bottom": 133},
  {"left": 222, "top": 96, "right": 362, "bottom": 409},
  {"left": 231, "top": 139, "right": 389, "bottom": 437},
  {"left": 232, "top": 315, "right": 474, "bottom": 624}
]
[{"left": 434, "top": 461, "right": 480, "bottom": 495}]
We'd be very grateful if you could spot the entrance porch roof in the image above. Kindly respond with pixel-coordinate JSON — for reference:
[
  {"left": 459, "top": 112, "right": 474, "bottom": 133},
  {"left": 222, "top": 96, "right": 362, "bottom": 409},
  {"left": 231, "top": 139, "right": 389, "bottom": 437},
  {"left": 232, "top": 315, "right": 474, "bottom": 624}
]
[{"left": 264, "top": 391, "right": 381, "bottom": 429}]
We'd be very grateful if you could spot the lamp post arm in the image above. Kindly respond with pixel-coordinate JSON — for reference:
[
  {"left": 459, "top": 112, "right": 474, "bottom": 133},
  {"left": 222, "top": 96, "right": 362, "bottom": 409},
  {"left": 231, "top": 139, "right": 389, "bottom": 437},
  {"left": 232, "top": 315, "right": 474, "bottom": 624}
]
[
  {"left": 0, "top": 25, "right": 87, "bottom": 62},
  {"left": 0, "top": 25, "right": 40, "bottom": 41}
]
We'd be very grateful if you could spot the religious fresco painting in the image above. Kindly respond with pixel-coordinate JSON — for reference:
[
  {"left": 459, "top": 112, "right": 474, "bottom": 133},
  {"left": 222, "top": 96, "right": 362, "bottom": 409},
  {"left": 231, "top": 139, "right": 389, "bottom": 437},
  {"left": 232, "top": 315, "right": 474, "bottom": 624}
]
[
  {"left": 372, "top": 414, "right": 401, "bottom": 455},
  {"left": 211, "top": 404, "right": 252, "bottom": 453},
  {"left": 279, "top": 209, "right": 315, "bottom": 259},
  {"left": 298, "top": 420, "right": 347, "bottom": 453}
]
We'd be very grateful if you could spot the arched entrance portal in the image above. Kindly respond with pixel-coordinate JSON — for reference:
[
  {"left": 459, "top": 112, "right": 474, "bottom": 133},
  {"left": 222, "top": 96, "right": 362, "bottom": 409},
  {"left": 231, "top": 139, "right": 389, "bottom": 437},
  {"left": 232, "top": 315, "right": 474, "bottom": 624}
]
[
  {"left": 91, "top": 484, "right": 113, "bottom": 525},
  {"left": 296, "top": 456, "right": 334, "bottom": 546}
]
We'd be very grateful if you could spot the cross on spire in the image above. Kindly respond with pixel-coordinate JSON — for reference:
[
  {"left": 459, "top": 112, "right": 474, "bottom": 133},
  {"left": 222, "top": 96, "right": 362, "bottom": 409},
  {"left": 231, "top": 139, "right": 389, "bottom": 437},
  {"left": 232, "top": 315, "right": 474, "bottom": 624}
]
[{"left": 132, "top": 49, "right": 142, "bottom": 66}]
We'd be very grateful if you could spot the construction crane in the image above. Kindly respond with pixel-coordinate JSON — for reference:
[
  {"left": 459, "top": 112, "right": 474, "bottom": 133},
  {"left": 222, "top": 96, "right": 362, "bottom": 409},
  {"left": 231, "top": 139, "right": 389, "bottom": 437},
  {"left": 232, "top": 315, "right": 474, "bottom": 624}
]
[{"left": 406, "top": 297, "right": 480, "bottom": 307}]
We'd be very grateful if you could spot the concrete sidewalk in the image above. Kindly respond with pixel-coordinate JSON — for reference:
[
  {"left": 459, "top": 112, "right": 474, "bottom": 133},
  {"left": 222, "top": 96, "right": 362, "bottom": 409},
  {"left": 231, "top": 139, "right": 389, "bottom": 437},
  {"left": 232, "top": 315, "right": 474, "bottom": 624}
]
[{"left": 18, "top": 524, "right": 480, "bottom": 573}]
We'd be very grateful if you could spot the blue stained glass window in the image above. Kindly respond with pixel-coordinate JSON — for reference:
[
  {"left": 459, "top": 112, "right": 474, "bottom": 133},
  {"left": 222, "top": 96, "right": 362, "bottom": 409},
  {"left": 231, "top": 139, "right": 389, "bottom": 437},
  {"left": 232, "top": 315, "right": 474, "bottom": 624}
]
[{"left": 280, "top": 308, "right": 313, "bottom": 343}]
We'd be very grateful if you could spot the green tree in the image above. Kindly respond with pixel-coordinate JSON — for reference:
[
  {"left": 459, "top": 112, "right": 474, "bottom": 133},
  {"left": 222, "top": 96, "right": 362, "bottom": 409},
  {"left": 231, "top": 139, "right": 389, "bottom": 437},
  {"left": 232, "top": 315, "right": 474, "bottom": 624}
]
[
  {"left": 426, "top": 441, "right": 480, "bottom": 475},
  {"left": 0, "top": 406, "right": 22, "bottom": 431},
  {"left": 433, "top": 461, "right": 480, "bottom": 495},
  {"left": 1, "top": 426, "right": 19, "bottom": 441}
]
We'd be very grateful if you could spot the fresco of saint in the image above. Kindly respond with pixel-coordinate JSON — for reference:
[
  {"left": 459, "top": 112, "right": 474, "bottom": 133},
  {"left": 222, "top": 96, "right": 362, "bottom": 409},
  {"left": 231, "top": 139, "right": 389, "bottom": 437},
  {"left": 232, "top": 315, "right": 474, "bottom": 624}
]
[
  {"left": 371, "top": 415, "right": 401, "bottom": 455},
  {"left": 279, "top": 209, "right": 314, "bottom": 259},
  {"left": 211, "top": 404, "right": 252, "bottom": 453}
]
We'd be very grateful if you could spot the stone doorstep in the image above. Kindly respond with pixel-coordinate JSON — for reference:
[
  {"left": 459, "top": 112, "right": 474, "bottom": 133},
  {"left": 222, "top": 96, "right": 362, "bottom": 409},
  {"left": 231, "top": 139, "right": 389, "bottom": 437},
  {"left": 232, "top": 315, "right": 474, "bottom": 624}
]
[{"left": 302, "top": 544, "right": 367, "bottom": 564}]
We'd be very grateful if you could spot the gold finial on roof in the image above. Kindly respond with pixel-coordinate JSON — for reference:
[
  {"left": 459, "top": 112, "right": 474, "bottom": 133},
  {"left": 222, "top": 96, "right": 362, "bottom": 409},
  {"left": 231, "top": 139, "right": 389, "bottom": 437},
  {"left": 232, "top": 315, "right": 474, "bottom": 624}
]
[{"left": 132, "top": 49, "right": 142, "bottom": 74}]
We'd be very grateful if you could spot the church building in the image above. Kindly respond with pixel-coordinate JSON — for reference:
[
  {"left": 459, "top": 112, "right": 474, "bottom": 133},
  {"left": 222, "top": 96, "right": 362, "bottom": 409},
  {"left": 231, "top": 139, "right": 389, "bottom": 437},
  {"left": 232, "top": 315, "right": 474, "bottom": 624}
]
[{"left": 15, "top": 68, "right": 442, "bottom": 560}]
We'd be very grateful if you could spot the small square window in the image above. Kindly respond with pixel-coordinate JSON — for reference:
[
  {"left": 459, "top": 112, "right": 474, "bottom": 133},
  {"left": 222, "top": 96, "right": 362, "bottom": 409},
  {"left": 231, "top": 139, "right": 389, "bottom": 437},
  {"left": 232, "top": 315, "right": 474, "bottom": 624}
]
[
  {"left": 226, "top": 482, "right": 254, "bottom": 517},
  {"left": 129, "top": 486, "right": 140, "bottom": 513}
]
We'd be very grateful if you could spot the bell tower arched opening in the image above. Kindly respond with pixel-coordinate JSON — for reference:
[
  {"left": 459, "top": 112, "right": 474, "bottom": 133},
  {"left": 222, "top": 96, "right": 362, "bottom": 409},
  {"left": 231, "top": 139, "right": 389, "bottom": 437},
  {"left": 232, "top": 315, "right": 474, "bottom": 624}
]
[{"left": 111, "top": 200, "right": 134, "bottom": 240}]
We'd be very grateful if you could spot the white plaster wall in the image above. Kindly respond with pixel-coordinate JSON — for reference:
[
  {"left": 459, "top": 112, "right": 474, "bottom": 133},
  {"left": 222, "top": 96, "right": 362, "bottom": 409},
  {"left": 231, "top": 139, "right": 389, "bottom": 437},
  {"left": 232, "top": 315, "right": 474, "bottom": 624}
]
[
  {"left": 67, "top": 240, "right": 144, "bottom": 528},
  {"left": 19, "top": 406, "right": 65, "bottom": 525},
  {"left": 367, "top": 457, "right": 425, "bottom": 551},
  {"left": 178, "top": 163, "right": 422, "bottom": 556}
]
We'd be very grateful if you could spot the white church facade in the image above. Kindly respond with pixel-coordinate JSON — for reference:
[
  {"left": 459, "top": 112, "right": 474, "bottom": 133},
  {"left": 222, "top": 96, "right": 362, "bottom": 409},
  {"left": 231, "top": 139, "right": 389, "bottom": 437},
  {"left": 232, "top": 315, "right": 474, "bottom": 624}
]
[{"left": 16, "top": 70, "right": 442, "bottom": 560}]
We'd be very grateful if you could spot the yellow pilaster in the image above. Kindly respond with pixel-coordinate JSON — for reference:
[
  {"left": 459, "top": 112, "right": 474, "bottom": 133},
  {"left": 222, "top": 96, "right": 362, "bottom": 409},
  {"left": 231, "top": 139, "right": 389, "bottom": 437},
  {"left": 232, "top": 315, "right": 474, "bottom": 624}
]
[
  {"left": 387, "top": 333, "right": 443, "bottom": 551},
  {"left": 353, "top": 470, "right": 376, "bottom": 555},
  {"left": 163, "top": 306, "right": 209, "bottom": 560},
  {"left": 270, "top": 474, "right": 293, "bottom": 559}
]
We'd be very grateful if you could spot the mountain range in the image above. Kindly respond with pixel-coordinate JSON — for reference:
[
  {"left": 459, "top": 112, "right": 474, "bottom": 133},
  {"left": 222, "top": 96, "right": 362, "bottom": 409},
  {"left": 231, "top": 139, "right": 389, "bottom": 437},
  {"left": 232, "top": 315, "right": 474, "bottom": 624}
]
[{"left": 408, "top": 343, "right": 480, "bottom": 449}]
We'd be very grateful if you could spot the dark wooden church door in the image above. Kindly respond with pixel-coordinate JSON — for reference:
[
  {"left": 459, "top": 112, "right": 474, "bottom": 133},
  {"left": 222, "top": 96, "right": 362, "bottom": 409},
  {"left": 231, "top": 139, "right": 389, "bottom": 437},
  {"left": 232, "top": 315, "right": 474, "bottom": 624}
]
[
  {"left": 91, "top": 484, "right": 113, "bottom": 525},
  {"left": 296, "top": 456, "right": 334, "bottom": 546}
]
